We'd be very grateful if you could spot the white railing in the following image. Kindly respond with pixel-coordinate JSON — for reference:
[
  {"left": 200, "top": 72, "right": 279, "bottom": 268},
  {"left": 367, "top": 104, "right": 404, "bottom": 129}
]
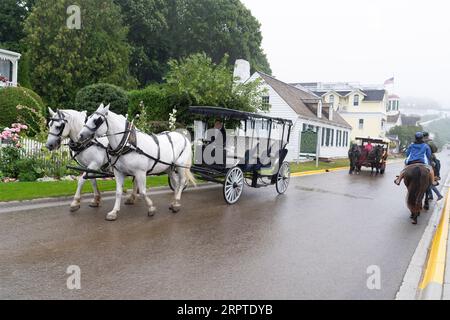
[{"left": 0, "top": 81, "right": 16, "bottom": 88}]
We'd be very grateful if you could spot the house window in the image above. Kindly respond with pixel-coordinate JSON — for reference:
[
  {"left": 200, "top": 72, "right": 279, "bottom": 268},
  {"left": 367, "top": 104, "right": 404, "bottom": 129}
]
[
  {"left": 322, "top": 127, "right": 326, "bottom": 146},
  {"left": 381, "top": 120, "right": 385, "bottom": 130},
  {"left": 329, "top": 95, "right": 334, "bottom": 107},
  {"left": 358, "top": 119, "right": 364, "bottom": 129},
  {"left": 330, "top": 129, "right": 334, "bottom": 146},
  {"left": 262, "top": 96, "right": 270, "bottom": 109},
  {"left": 325, "top": 128, "right": 331, "bottom": 146},
  {"left": 353, "top": 94, "right": 359, "bottom": 106},
  {"left": 344, "top": 131, "right": 348, "bottom": 146}
]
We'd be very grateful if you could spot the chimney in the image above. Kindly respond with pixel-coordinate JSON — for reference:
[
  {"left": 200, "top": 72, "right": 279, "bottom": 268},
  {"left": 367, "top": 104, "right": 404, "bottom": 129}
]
[
  {"left": 233, "top": 59, "right": 250, "bottom": 84},
  {"left": 317, "top": 100, "right": 322, "bottom": 118},
  {"left": 329, "top": 105, "right": 334, "bottom": 121}
]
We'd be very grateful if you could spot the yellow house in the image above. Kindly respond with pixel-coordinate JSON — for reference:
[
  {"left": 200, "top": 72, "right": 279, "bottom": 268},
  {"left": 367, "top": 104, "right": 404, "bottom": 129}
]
[{"left": 294, "top": 83, "right": 388, "bottom": 141}]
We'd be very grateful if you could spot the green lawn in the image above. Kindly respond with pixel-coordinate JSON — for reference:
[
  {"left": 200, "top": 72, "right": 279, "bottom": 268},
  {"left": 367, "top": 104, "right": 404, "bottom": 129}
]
[
  {"left": 0, "top": 159, "right": 350, "bottom": 202},
  {"left": 0, "top": 176, "right": 168, "bottom": 202}
]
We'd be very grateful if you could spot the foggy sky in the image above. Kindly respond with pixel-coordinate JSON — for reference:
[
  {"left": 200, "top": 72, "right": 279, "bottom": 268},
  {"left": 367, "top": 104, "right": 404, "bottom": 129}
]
[{"left": 241, "top": 0, "right": 450, "bottom": 107}]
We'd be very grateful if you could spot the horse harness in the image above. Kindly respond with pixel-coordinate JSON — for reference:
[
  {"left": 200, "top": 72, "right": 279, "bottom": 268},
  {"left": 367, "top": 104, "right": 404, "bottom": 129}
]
[
  {"left": 49, "top": 110, "right": 108, "bottom": 168},
  {"left": 84, "top": 112, "right": 189, "bottom": 174}
]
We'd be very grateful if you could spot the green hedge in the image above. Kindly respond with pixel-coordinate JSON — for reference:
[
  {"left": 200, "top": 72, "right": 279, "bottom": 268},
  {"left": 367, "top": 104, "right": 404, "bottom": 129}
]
[
  {"left": 128, "top": 84, "right": 172, "bottom": 120},
  {"left": 74, "top": 83, "right": 129, "bottom": 115},
  {"left": 0, "top": 87, "right": 45, "bottom": 135}
]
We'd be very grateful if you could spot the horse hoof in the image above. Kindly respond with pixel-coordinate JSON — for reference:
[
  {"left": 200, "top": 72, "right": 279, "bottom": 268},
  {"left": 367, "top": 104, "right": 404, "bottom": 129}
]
[
  {"left": 125, "top": 198, "right": 135, "bottom": 205},
  {"left": 148, "top": 206, "right": 156, "bottom": 217},
  {"left": 169, "top": 204, "right": 181, "bottom": 213},
  {"left": 412, "top": 219, "right": 418, "bottom": 225},
  {"left": 89, "top": 201, "right": 101, "bottom": 208},
  {"left": 105, "top": 211, "right": 118, "bottom": 221},
  {"left": 70, "top": 204, "right": 81, "bottom": 212}
]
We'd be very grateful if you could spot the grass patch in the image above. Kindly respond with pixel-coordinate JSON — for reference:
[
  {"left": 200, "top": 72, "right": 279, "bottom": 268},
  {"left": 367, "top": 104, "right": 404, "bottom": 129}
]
[
  {"left": 0, "top": 176, "right": 168, "bottom": 202},
  {"left": 0, "top": 159, "right": 350, "bottom": 202},
  {"left": 290, "top": 158, "right": 349, "bottom": 173}
]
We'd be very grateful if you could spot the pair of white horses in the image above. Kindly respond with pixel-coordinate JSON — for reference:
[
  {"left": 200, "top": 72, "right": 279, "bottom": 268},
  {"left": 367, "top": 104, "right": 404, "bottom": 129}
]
[{"left": 45, "top": 104, "right": 195, "bottom": 221}]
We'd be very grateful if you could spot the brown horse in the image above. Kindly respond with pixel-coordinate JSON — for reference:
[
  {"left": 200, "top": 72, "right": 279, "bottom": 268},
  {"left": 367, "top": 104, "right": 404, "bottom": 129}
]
[{"left": 403, "top": 164, "right": 431, "bottom": 224}]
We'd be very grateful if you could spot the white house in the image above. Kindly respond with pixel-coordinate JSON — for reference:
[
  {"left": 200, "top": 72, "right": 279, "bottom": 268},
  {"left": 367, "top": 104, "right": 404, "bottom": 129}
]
[
  {"left": 234, "top": 61, "right": 352, "bottom": 161},
  {"left": 0, "top": 48, "right": 21, "bottom": 88}
]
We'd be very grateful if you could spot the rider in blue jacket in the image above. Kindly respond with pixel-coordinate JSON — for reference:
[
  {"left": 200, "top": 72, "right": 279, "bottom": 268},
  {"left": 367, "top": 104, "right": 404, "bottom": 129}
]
[{"left": 394, "top": 132, "right": 435, "bottom": 185}]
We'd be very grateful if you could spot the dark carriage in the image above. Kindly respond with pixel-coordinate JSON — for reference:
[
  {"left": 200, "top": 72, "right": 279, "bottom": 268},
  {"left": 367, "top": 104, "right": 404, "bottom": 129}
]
[
  {"left": 185, "top": 106, "right": 293, "bottom": 204},
  {"left": 349, "top": 137, "right": 389, "bottom": 175}
]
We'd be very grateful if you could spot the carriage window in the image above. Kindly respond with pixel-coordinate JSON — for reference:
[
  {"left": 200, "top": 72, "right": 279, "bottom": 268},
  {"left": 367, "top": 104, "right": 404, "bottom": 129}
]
[
  {"left": 353, "top": 94, "right": 359, "bottom": 106},
  {"left": 358, "top": 119, "right": 364, "bottom": 129}
]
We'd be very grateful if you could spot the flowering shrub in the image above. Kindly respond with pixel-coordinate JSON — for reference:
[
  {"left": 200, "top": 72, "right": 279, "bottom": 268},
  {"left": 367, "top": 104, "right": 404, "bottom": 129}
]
[
  {"left": 168, "top": 108, "right": 177, "bottom": 131},
  {"left": 0, "top": 123, "right": 28, "bottom": 147}
]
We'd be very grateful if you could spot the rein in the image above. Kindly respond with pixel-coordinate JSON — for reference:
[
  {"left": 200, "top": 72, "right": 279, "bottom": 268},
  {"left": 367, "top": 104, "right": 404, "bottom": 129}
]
[{"left": 84, "top": 112, "right": 190, "bottom": 173}]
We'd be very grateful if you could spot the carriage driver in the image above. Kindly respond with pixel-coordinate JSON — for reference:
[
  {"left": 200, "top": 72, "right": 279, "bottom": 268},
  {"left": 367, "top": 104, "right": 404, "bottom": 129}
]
[{"left": 394, "top": 132, "right": 436, "bottom": 186}]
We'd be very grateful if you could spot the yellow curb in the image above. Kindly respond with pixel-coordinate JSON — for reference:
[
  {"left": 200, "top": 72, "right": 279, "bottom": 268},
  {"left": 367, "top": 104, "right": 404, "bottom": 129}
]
[
  {"left": 419, "top": 191, "right": 450, "bottom": 289},
  {"left": 291, "top": 166, "right": 348, "bottom": 177}
]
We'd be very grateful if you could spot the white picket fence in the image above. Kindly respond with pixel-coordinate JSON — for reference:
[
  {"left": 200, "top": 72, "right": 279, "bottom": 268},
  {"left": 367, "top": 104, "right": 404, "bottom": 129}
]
[
  {"left": 0, "top": 137, "right": 74, "bottom": 177},
  {"left": 0, "top": 137, "right": 71, "bottom": 161}
]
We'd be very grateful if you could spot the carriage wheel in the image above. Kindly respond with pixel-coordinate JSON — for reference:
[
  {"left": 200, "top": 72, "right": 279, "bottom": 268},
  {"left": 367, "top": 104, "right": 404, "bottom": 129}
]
[
  {"left": 168, "top": 172, "right": 187, "bottom": 192},
  {"left": 223, "top": 167, "right": 244, "bottom": 204},
  {"left": 276, "top": 161, "right": 290, "bottom": 194}
]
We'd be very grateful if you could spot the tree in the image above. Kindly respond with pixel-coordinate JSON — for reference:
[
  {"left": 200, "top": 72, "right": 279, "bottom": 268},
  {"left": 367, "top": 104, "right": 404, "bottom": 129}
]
[
  {"left": 164, "top": 53, "right": 267, "bottom": 124},
  {"left": 114, "top": 0, "right": 169, "bottom": 85},
  {"left": 388, "top": 125, "right": 423, "bottom": 150},
  {"left": 167, "top": 0, "right": 271, "bottom": 74},
  {"left": 0, "top": 0, "right": 35, "bottom": 51},
  {"left": 116, "top": 0, "right": 271, "bottom": 85},
  {"left": 24, "top": 0, "right": 135, "bottom": 107}
]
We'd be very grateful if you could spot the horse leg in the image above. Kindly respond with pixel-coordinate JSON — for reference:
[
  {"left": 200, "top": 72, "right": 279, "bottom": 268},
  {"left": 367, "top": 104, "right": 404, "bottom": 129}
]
[
  {"left": 135, "top": 171, "right": 156, "bottom": 217},
  {"left": 88, "top": 178, "right": 102, "bottom": 207},
  {"left": 125, "top": 177, "right": 139, "bottom": 205},
  {"left": 170, "top": 168, "right": 187, "bottom": 213},
  {"left": 106, "top": 170, "right": 125, "bottom": 221},
  {"left": 70, "top": 173, "right": 87, "bottom": 212}
]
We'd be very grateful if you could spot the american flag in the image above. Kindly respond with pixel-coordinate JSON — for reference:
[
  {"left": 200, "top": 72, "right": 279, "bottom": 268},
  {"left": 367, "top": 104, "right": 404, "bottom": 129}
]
[{"left": 384, "top": 77, "right": 394, "bottom": 85}]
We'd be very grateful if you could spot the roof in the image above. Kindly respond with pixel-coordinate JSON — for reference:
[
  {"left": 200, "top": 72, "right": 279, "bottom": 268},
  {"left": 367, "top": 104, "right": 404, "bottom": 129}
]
[
  {"left": 188, "top": 106, "right": 293, "bottom": 125},
  {"left": 363, "top": 90, "right": 386, "bottom": 101},
  {"left": 257, "top": 72, "right": 351, "bottom": 129},
  {"left": 0, "top": 48, "right": 21, "bottom": 60},
  {"left": 387, "top": 113, "right": 400, "bottom": 123},
  {"left": 401, "top": 114, "right": 421, "bottom": 126}
]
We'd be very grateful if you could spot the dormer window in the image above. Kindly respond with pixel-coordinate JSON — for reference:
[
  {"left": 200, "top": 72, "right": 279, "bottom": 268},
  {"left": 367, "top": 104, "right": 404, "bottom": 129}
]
[
  {"left": 353, "top": 94, "right": 360, "bottom": 106},
  {"left": 329, "top": 95, "right": 334, "bottom": 108}
]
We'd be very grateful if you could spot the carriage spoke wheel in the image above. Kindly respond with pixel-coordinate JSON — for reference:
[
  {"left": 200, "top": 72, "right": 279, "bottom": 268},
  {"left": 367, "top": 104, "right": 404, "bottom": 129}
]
[
  {"left": 276, "top": 161, "right": 290, "bottom": 194},
  {"left": 223, "top": 167, "right": 244, "bottom": 204}
]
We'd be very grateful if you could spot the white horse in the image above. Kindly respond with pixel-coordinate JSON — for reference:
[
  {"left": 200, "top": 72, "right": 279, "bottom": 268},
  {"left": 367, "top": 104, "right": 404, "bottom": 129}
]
[
  {"left": 78, "top": 103, "right": 196, "bottom": 221},
  {"left": 45, "top": 108, "right": 136, "bottom": 211}
]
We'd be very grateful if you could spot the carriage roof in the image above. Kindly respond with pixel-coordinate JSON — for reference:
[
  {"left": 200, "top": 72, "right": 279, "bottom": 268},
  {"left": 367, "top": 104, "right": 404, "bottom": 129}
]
[
  {"left": 355, "top": 137, "right": 389, "bottom": 145},
  {"left": 189, "top": 106, "right": 293, "bottom": 125}
]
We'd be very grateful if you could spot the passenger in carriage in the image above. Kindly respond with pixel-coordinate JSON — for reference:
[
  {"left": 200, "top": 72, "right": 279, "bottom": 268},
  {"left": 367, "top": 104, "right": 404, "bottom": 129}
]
[
  {"left": 205, "top": 120, "right": 226, "bottom": 164},
  {"left": 394, "top": 132, "right": 436, "bottom": 186},
  {"left": 364, "top": 141, "right": 374, "bottom": 153}
]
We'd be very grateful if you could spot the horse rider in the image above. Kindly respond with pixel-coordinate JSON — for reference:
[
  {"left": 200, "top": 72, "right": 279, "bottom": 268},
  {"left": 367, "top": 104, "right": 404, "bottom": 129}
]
[
  {"left": 423, "top": 131, "right": 443, "bottom": 201},
  {"left": 423, "top": 132, "right": 441, "bottom": 181},
  {"left": 394, "top": 131, "right": 436, "bottom": 186}
]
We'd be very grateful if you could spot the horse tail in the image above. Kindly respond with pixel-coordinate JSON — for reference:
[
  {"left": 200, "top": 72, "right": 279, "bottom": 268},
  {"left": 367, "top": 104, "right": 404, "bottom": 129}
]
[
  {"left": 406, "top": 166, "right": 427, "bottom": 212},
  {"left": 184, "top": 154, "right": 197, "bottom": 187}
]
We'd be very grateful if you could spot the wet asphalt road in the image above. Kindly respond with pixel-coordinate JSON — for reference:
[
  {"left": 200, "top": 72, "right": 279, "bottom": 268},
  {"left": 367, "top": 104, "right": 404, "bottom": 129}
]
[{"left": 1, "top": 150, "right": 450, "bottom": 300}]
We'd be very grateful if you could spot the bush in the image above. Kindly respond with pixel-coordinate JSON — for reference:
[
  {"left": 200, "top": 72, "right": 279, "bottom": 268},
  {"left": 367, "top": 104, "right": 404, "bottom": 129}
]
[
  {"left": 128, "top": 84, "right": 172, "bottom": 120},
  {"left": 74, "top": 83, "right": 129, "bottom": 115},
  {"left": 0, "top": 87, "right": 45, "bottom": 135}
]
